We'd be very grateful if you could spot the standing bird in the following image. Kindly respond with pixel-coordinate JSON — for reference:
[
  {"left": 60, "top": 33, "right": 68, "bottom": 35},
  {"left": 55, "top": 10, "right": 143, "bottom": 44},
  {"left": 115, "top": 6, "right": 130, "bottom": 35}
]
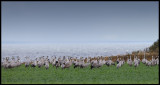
[
  {"left": 91, "top": 59, "right": 101, "bottom": 69},
  {"left": 146, "top": 60, "right": 152, "bottom": 67},
  {"left": 137, "top": 56, "right": 140, "bottom": 64},
  {"left": 31, "top": 58, "right": 37, "bottom": 67},
  {"left": 156, "top": 56, "right": 159, "bottom": 65},
  {"left": 25, "top": 56, "right": 30, "bottom": 67},
  {"left": 134, "top": 59, "right": 139, "bottom": 69},
  {"left": 44, "top": 60, "right": 49, "bottom": 70},
  {"left": 62, "top": 59, "right": 72, "bottom": 69},
  {"left": 127, "top": 56, "right": 133, "bottom": 66},
  {"left": 116, "top": 59, "right": 122, "bottom": 69},
  {"left": 52, "top": 59, "right": 56, "bottom": 67},
  {"left": 151, "top": 56, "right": 156, "bottom": 66},
  {"left": 142, "top": 52, "right": 146, "bottom": 64},
  {"left": 116, "top": 56, "right": 120, "bottom": 64},
  {"left": 37, "top": 57, "right": 42, "bottom": 68}
]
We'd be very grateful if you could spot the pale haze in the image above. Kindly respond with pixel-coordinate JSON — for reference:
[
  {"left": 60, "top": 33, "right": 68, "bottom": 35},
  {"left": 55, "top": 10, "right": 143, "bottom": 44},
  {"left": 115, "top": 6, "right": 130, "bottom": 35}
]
[{"left": 1, "top": 1, "right": 159, "bottom": 61}]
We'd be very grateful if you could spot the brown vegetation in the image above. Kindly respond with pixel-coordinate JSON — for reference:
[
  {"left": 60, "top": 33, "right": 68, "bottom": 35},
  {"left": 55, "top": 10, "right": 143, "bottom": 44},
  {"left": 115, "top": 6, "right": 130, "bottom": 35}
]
[{"left": 101, "top": 39, "right": 159, "bottom": 62}]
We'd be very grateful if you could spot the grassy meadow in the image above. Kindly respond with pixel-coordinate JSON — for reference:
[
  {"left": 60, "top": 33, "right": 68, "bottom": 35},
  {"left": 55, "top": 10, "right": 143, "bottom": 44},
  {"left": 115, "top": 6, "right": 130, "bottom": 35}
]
[{"left": 1, "top": 62, "right": 159, "bottom": 84}]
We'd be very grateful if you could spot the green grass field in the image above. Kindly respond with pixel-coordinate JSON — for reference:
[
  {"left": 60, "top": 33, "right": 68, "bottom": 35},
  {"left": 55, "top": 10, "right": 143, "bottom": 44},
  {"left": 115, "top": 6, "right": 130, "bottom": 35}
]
[{"left": 1, "top": 63, "right": 159, "bottom": 84}]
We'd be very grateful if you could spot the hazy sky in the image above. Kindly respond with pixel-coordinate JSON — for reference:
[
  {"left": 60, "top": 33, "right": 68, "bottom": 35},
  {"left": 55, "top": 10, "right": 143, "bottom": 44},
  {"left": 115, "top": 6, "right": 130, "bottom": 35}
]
[{"left": 2, "top": 1, "right": 159, "bottom": 44}]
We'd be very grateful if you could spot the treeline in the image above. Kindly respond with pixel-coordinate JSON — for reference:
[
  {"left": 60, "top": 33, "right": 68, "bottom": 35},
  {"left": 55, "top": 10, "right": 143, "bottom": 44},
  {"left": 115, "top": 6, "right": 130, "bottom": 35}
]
[
  {"left": 148, "top": 39, "right": 159, "bottom": 53},
  {"left": 132, "top": 39, "right": 159, "bottom": 55},
  {"left": 108, "top": 39, "right": 159, "bottom": 62}
]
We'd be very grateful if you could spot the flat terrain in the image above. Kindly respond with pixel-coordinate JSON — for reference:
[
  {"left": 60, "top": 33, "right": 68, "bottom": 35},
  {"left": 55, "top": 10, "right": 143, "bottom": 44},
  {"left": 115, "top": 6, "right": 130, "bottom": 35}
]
[{"left": 1, "top": 63, "right": 159, "bottom": 84}]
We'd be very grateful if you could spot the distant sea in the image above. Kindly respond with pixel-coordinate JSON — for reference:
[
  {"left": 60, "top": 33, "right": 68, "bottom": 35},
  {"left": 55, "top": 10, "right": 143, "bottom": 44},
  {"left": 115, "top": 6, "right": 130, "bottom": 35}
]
[{"left": 2, "top": 42, "right": 153, "bottom": 62}]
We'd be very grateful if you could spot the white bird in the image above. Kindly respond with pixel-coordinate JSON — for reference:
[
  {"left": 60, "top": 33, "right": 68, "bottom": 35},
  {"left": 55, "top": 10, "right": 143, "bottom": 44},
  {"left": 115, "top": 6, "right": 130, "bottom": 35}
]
[
  {"left": 128, "top": 56, "right": 133, "bottom": 67},
  {"left": 134, "top": 59, "right": 139, "bottom": 69},
  {"left": 91, "top": 59, "right": 102, "bottom": 69},
  {"left": 116, "top": 60, "right": 122, "bottom": 69},
  {"left": 52, "top": 59, "right": 56, "bottom": 67},
  {"left": 151, "top": 56, "right": 156, "bottom": 66},
  {"left": 137, "top": 56, "right": 140, "bottom": 64},
  {"left": 37, "top": 57, "right": 42, "bottom": 68},
  {"left": 142, "top": 52, "right": 146, "bottom": 64},
  {"left": 146, "top": 60, "right": 152, "bottom": 67},
  {"left": 31, "top": 58, "right": 37, "bottom": 67},
  {"left": 44, "top": 60, "right": 49, "bottom": 70},
  {"left": 156, "top": 56, "right": 159, "bottom": 65},
  {"left": 25, "top": 56, "right": 30, "bottom": 67},
  {"left": 62, "top": 59, "right": 72, "bottom": 69},
  {"left": 81, "top": 59, "right": 90, "bottom": 68}
]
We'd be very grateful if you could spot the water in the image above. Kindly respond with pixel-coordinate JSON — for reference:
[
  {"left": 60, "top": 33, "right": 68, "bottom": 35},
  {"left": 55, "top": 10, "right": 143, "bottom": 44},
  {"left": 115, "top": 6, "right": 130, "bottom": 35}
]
[{"left": 2, "top": 42, "right": 152, "bottom": 62}]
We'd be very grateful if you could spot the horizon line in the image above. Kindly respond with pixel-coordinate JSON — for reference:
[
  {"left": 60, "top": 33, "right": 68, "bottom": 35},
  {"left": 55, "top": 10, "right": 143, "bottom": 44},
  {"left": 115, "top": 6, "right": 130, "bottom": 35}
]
[{"left": 2, "top": 41, "right": 155, "bottom": 44}]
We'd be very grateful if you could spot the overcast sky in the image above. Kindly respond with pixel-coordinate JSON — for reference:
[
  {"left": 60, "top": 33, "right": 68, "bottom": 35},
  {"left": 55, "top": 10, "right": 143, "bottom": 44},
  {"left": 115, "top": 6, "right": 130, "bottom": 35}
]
[{"left": 2, "top": 1, "right": 159, "bottom": 44}]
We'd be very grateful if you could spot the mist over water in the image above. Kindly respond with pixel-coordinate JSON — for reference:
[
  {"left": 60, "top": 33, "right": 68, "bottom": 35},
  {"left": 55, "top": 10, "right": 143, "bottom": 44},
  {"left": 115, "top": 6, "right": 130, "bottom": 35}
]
[{"left": 2, "top": 42, "right": 152, "bottom": 62}]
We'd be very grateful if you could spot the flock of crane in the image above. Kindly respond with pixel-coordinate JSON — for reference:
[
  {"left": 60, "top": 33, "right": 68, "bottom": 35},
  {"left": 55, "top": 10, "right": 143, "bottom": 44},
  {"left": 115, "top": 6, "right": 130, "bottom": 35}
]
[{"left": 1, "top": 55, "right": 159, "bottom": 69}]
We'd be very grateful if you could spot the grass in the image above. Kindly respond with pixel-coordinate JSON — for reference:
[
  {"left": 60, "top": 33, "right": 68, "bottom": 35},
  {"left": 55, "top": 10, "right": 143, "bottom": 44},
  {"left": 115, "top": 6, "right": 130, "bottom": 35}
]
[{"left": 1, "top": 62, "right": 159, "bottom": 84}]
